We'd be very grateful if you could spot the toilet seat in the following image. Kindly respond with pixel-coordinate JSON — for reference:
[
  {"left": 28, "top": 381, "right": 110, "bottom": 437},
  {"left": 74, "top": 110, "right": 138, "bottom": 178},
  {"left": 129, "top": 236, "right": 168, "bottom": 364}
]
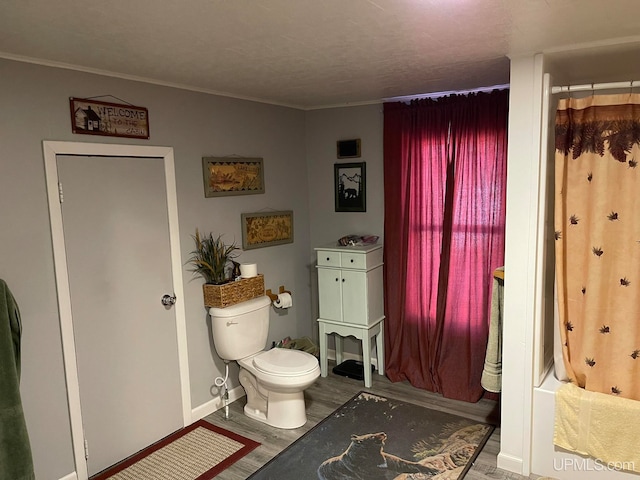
[{"left": 252, "top": 348, "right": 318, "bottom": 377}]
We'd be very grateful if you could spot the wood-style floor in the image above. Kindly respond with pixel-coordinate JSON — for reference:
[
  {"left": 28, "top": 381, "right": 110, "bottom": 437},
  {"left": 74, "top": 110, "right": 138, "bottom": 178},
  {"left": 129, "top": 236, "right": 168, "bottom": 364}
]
[{"left": 204, "top": 364, "right": 546, "bottom": 479}]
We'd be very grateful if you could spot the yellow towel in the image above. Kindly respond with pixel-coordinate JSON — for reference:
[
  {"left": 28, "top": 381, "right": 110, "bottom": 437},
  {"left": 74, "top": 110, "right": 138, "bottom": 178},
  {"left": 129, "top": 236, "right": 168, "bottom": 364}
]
[
  {"left": 554, "top": 382, "right": 640, "bottom": 473},
  {"left": 481, "top": 272, "right": 503, "bottom": 393}
]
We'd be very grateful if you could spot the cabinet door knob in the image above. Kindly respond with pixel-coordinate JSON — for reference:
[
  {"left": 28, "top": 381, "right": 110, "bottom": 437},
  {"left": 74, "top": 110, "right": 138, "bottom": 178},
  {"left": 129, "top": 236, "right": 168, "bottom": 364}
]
[
  {"left": 327, "top": 257, "right": 330, "bottom": 261},
  {"left": 335, "top": 278, "right": 339, "bottom": 282},
  {"left": 342, "top": 278, "right": 345, "bottom": 282},
  {"left": 350, "top": 259, "right": 354, "bottom": 263}
]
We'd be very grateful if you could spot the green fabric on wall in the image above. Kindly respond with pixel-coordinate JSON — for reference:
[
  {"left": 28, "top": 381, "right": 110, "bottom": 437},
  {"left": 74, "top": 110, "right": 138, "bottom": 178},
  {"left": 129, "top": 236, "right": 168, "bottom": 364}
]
[{"left": 0, "top": 279, "right": 35, "bottom": 480}]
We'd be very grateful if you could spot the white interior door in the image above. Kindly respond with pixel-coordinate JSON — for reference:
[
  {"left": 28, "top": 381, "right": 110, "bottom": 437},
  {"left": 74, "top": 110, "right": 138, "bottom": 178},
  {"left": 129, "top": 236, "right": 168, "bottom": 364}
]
[{"left": 57, "top": 154, "right": 184, "bottom": 476}]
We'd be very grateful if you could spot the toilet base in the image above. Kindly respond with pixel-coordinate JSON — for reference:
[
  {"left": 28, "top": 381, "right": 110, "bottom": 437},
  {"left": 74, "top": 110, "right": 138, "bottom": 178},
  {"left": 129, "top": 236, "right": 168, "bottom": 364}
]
[
  {"left": 239, "top": 367, "right": 310, "bottom": 429},
  {"left": 243, "top": 390, "right": 308, "bottom": 429}
]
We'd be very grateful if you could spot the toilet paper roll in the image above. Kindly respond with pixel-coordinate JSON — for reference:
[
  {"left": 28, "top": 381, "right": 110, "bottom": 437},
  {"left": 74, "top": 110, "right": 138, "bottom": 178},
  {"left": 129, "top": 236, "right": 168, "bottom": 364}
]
[
  {"left": 273, "top": 292, "right": 292, "bottom": 309},
  {"left": 240, "top": 263, "right": 258, "bottom": 278}
]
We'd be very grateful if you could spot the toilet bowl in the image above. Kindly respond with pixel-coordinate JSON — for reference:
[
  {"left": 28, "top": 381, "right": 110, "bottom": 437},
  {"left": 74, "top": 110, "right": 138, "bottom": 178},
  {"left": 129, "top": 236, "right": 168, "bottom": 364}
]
[
  {"left": 208, "top": 295, "right": 320, "bottom": 429},
  {"left": 238, "top": 348, "right": 320, "bottom": 429}
]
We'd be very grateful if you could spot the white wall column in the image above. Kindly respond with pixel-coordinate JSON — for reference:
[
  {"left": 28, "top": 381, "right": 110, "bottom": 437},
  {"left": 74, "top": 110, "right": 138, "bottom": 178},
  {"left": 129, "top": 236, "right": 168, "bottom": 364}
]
[{"left": 499, "top": 53, "right": 546, "bottom": 475}]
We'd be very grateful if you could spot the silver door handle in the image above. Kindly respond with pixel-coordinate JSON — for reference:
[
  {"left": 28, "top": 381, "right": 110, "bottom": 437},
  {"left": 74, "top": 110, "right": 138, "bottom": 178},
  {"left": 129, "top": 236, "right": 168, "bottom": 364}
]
[{"left": 161, "top": 294, "right": 177, "bottom": 306}]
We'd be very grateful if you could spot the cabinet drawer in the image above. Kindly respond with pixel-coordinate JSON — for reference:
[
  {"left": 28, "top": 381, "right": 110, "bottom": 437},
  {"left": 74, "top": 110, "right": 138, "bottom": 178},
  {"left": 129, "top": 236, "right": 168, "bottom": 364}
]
[
  {"left": 341, "top": 252, "right": 366, "bottom": 269},
  {"left": 317, "top": 251, "right": 341, "bottom": 267}
]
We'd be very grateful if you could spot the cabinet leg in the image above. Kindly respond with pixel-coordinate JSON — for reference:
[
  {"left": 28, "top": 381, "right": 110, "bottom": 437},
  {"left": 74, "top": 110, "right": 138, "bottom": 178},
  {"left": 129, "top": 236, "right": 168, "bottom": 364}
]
[
  {"left": 319, "top": 325, "right": 328, "bottom": 377},
  {"left": 376, "top": 325, "right": 385, "bottom": 376},
  {"left": 362, "top": 334, "right": 372, "bottom": 388}
]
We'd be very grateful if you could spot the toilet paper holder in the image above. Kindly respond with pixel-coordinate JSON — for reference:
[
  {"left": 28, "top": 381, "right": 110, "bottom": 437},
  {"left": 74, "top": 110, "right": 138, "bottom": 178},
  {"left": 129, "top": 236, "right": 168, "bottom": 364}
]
[{"left": 266, "top": 285, "right": 291, "bottom": 302}]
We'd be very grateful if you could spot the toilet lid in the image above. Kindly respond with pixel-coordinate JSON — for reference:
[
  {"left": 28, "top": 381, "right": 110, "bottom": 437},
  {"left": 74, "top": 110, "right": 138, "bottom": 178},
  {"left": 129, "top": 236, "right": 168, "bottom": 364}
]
[{"left": 253, "top": 348, "right": 318, "bottom": 376}]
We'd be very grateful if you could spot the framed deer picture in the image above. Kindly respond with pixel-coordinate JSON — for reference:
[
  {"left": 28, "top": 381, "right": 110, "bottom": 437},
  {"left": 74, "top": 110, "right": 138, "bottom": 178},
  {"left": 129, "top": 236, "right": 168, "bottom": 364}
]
[{"left": 334, "top": 162, "right": 366, "bottom": 212}]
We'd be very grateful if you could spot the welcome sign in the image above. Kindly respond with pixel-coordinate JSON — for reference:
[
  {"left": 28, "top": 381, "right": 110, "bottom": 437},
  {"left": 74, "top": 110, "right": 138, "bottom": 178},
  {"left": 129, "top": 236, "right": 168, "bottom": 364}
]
[{"left": 69, "top": 97, "right": 150, "bottom": 139}]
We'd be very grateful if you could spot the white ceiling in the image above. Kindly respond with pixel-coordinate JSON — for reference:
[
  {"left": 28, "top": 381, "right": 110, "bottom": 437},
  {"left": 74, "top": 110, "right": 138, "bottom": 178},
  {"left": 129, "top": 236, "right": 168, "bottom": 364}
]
[{"left": 1, "top": 1, "right": 640, "bottom": 109}]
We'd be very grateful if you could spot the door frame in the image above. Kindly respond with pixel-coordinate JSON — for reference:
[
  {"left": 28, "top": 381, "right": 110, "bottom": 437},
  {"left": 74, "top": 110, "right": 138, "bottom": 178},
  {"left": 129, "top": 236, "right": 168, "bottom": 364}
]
[{"left": 43, "top": 141, "right": 191, "bottom": 480}]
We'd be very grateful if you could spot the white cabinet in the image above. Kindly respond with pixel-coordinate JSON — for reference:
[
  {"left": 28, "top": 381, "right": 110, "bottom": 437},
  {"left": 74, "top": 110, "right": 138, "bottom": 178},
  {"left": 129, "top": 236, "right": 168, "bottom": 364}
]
[
  {"left": 315, "top": 243, "right": 385, "bottom": 387},
  {"left": 315, "top": 244, "right": 384, "bottom": 326}
]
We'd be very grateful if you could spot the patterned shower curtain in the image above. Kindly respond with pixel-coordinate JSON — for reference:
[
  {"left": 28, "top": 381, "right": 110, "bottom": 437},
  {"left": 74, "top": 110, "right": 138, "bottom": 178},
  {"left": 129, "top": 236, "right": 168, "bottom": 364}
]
[{"left": 555, "top": 94, "right": 640, "bottom": 401}]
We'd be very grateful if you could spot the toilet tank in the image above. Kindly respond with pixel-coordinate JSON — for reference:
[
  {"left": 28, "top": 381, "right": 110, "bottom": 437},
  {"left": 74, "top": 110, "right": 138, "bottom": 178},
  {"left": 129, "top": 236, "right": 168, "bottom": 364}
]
[{"left": 209, "top": 295, "right": 271, "bottom": 361}]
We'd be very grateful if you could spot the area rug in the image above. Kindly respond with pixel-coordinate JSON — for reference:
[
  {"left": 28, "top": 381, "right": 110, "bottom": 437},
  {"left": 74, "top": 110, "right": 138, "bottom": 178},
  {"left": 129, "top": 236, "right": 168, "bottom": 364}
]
[
  {"left": 91, "top": 419, "right": 260, "bottom": 480},
  {"left": 249, "top": 391, "right": 494, "bottom": 480}
]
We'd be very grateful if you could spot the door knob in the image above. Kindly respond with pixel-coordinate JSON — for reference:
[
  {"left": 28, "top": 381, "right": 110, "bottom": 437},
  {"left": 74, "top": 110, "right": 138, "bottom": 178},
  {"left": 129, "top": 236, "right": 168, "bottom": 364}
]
[{"left": 161, "top": 294, "right": 177, "bottom": 306}]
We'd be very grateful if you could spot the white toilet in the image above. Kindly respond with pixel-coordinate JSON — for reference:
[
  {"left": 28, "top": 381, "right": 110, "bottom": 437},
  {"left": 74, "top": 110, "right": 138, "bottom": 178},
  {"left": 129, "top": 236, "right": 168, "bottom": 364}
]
[{"left": 209, "top": 295, "right": 320, "bottom": 429}]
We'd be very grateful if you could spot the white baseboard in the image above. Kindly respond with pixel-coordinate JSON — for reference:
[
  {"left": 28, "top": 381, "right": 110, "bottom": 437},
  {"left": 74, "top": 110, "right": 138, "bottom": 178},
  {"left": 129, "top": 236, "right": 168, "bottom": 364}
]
[
  {"left": 191, "top": 385, "right": 246, "bottom": 421},
  {"left": 497, "top": 452, "right": 524, "bottom": 475},
  {"left": 58, "top": 472, "right": 77, "bottom": 480}
]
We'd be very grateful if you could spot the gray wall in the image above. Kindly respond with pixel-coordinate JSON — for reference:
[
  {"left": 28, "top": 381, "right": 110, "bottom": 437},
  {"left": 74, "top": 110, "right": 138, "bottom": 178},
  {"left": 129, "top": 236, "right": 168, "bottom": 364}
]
[
  {"left": 1, "top": 58, "right": 346, "bottom": 479},
  {"left": 306, "top": 104, "right": 385, "bottom": 246}
]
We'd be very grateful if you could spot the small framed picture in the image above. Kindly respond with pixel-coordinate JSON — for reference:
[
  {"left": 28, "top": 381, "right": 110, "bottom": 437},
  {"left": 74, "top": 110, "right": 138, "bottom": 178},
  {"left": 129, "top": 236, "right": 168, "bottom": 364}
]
[
  {"left": 336, "top": 139, "right": 361, "bottom": 159},
  {"left": 334, "top": 162, "right": 366, "bottom": 212}
]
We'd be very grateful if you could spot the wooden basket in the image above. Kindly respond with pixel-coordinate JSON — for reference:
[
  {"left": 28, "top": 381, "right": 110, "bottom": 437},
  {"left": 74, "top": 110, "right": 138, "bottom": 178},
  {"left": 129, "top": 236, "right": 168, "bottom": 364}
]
[{"left": 203, "top": 274, "right": 265, "bottom": 308}]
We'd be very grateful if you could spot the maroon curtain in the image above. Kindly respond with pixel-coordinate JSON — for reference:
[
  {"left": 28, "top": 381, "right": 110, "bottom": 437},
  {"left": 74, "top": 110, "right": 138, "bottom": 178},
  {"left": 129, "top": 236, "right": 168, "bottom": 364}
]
[{"left": 383, "top": 90, "right": 508, "bottom": 402}]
